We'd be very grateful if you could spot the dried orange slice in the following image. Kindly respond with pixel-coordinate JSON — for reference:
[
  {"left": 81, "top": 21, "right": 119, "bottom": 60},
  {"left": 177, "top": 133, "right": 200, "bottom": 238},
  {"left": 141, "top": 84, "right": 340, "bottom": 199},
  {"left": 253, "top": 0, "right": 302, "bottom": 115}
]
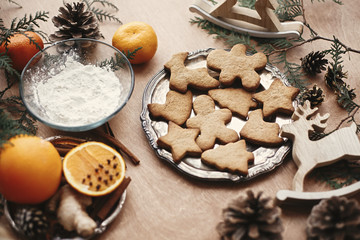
[{"left": 63, "top": 141, "right": 126, "bottom": 197}]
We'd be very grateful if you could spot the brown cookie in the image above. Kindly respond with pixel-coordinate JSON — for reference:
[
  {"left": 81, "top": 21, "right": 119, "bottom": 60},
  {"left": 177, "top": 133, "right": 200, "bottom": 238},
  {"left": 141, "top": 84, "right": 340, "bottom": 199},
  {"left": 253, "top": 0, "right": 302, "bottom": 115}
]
[
  {"left": 252, "top": 78, "right": 300, "bottom": 118},
  {"left": 240, "top": 109, "right": 284, "bottom": 147},
  {"left": 157, "top": 121, "right": 202, "bottom": 163},
  {"left": 201, "top": 140, "right": 254, "bottom": 175},
  {"left": 186, "top": 95, "right": 239, "bottom": 151},
  {"left": 148, "top": 90, "right": 193, "bottom": 125},
  {"left": 208, "top": 88, "right": 257, "bottom": 119},
  {"left": 207, "top": 44, "right": 267, "bottom": 91},
  {"left": 164, "top": 52, "right": 220, "bottom": 93}
]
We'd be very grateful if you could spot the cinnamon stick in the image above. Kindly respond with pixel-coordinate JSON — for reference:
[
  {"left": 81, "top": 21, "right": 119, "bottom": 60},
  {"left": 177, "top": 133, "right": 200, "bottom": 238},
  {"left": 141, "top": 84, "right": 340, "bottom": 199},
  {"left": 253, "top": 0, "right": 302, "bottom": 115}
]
[
  {"left": 94, "top": 129, "right": 140, "bottom": 165},
  {"left": 91, "top": 176, "right": 131, "bottom": 220}
]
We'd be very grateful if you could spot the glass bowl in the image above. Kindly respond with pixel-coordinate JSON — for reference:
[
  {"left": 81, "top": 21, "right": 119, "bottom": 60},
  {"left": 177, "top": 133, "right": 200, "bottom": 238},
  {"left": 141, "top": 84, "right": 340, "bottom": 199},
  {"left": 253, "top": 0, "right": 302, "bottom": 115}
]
[{"left": 20, "top": 38, "right": 134, "bottom": 132}]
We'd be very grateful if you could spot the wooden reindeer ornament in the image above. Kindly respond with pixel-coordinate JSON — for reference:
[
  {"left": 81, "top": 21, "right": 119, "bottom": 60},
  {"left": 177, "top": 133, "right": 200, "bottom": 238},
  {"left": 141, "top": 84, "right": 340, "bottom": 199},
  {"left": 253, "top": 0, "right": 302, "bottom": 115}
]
[
  {"left": 280, "top": 100, "right": 360, "bottom": 193},
  {"left": 189, "top": 0, "right": 303, "bottom": 38}
]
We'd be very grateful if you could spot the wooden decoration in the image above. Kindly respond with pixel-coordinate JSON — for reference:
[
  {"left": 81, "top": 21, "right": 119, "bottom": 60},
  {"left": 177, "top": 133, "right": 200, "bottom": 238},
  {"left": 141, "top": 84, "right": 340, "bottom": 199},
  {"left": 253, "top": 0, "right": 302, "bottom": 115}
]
[
  {"left": 189, "top": 0, "right": 303, "bottom": 38},
  {"left": 280, "top": 100, "right": 360, "bottom": 192}
]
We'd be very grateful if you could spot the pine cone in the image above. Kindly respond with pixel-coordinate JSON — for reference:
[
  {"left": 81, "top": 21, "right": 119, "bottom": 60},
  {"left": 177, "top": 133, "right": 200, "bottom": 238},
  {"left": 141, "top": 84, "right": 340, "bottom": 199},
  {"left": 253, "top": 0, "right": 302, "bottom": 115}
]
[
  {"left": 50, "top": 2, "right": 102, "bottom": 43},
  {"left": 324, "top": 66, "right": 348, "bottom": 91},
  {"left": 301, "top": 51, "right": 328, "bottom": 75},
  {"left": 301, "top": 85, "right": 325, "bottom": 108},
  {"left": 14, "top": 206, "right": 49, "bottom": 239},
  {"left": 217, "top": 190, "right": 283, "bottom": 240},
  {"left": 307, "top": 196, "right": 360, "bottom": 240}
]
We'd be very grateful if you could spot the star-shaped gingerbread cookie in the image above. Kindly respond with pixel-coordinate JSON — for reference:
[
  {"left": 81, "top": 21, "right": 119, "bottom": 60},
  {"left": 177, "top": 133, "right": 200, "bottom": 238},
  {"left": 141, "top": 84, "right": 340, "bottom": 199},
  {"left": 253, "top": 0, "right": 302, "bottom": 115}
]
[
  {"left": 252, "top": 78, "right": 300, "bottom": 118},
  {"left": 186, "top": 95, "right": 239, "bottom": 151},
  {"left": 157, "top": 121, "right": 202, "bottom": 163},
  {"left": 164, "top": 52, "right": 220, "bottom": 93},
  {"left": 240, "top": 109, "right": 284, "bottom": 147},
  {"left": 201, "top": 140, "right": 254, "bottom": 175},
  {"left": 208, "top": 88, "right": 257, "bottom": 119},
  {"left": 207, "top": 44, "right": 267, "bottom": 91},
  {"left": 148, "top": 90, "right": 193, "bottom": 125}
]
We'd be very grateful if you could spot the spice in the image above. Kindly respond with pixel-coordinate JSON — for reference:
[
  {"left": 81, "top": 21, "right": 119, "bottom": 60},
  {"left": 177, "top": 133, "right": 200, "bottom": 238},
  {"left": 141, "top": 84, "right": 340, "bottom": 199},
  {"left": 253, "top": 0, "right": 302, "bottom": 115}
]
[{"left": 32, "top": 56, "right": 122, "bottom": 127}]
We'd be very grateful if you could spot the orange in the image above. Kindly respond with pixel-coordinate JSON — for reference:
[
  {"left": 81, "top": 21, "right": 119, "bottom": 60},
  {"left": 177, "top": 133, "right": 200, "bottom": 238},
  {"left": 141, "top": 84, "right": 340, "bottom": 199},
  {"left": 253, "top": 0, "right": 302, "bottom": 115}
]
[
  {"left": 0, "top": 135, "right": 62, "bottom": 204},
  {"left": 0, "top": 31, "right": 44, "bottom": 71},
  {"left": 112, "top": 21, "right": 158, "bottom": 64},
  {"left": 63, "top": 141, "right": 126, "bottom": 197}
]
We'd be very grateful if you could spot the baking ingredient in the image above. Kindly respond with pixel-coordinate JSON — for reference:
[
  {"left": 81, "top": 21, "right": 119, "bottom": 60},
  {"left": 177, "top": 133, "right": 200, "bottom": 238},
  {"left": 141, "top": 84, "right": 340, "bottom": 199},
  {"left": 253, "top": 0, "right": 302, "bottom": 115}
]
[
  {"left": 0, "top": 135, "right": 62, "bottom": 204},
  {"left": 33, "top": 56, "right": 122, "bottom": 127},
  {"left": 112, "top": 21, "right": 158, "bottom": 64},
  {"left": 48, "top": 185, "right": 97, "bottom": 237},
  {"left": 0, "top": 31, "right": 44, "bottom": 71},
  {"left": 63, "top": 141, "right": 126, "bottom": 197}
]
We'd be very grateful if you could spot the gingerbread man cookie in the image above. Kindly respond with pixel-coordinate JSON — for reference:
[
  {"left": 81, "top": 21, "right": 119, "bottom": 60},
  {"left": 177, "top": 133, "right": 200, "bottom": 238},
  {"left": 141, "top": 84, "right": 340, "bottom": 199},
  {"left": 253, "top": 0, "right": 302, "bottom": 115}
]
[
  {"left": 253, "top": 78, "right": 300, "bottom": 118},
  {"left": 240, "top": 109, "right": 284, "bottom": 147},
  {"left": 208, "top": 88, "right": 257, "bottom": 119},
  {"left": 201, "top": 140, "right": 254, "bottom": 175},
  {"left": 148, "top": 90, "right": 193, "bottom": 125},
  {"left": 157, "top": 121, "right": 202, "bottom": 163},
  {"left": 186, "top": 95, "right": 239, "bottom": 151},
  {"left": 164, "top": 52, "right": 220, "bottom": 93},
  {"left": 207, "top": 44, "right": 267, "bottom": 91}
]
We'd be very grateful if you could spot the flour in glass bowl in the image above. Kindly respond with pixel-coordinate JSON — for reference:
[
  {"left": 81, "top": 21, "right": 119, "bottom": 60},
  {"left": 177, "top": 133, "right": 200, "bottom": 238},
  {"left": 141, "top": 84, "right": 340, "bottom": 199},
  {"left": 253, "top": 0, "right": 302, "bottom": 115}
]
[{"left": 32, "top": 57, "right": 123, "bottom": 127}]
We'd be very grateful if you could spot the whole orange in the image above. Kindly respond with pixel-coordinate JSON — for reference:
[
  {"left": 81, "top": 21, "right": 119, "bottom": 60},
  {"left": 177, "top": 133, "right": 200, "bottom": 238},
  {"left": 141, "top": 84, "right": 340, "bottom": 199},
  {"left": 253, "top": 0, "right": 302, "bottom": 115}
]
[
  {"left": 0, "top": 135, "right": 62, "bottom": 204},
  {"left": 112, "top": 21, "right": 158, "bottom": 64},
  {"left": 0, "top": 31, "right": 44, "bottom": 71}
]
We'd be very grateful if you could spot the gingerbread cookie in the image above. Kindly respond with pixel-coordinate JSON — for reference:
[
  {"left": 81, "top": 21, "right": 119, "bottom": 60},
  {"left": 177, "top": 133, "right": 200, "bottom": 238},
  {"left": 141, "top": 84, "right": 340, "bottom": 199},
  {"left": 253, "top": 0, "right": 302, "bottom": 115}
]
[
  {"left": 148, "top": 90, "right": 193, "bottom": 125},
  {"left": 207, "top": 44, "right": 267, "bottom": 91},
  {"left": 252, "top": 78, "right": 300, "bottom": 118},
  {"left": 164, "top": 52, "right": 220, "bottom": 93},
  {"left": 157, "top": 121, "right": 202, "bottom": 163},
  {"left": 186, "top": 95, "right": 239, "bottom": 151},
  {"left": 201, "top": 140, "right": 254, "bottom": 175},
  {"left": 208, "top": 88, "right": 257, "bottom": 119},
  {"left": 240, "top": 109, "right": 284, "bottom": 147}
]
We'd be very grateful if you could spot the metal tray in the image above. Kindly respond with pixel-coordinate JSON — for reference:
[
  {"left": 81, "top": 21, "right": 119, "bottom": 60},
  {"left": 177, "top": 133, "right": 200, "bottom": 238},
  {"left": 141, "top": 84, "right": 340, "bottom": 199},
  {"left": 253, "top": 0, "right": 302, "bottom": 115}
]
[
  {"left": 4, "top": 191, "right": 126, "bottom": 240},
  {"left": 140, "top": 48, "right": 296, "bottom": 182}
]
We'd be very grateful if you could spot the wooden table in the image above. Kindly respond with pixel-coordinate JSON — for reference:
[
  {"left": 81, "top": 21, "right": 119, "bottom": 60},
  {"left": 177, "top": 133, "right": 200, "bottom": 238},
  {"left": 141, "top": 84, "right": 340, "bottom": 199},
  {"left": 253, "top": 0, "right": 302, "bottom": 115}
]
[{"left": 1, "top": 0, "right": 360, "bottom": 239}]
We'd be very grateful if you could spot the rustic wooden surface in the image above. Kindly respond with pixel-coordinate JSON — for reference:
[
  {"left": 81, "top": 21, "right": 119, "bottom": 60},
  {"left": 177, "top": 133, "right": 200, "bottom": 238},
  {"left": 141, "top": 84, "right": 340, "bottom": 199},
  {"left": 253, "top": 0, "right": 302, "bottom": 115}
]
[{"left": 1, "top": 0, "right": 360, "bottom": 239}]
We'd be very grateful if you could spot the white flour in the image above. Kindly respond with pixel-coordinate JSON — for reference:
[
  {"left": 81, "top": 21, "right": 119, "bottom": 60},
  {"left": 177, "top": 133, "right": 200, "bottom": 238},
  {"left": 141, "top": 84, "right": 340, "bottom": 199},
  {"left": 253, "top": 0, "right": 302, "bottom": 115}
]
[{"left": 33, "top": 57, "right": 122, "bottom": 126}]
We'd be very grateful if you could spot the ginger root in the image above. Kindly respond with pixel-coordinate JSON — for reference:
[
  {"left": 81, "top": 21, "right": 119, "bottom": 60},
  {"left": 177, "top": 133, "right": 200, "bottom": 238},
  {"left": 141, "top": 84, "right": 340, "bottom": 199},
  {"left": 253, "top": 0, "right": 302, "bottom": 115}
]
[{"left": 49, "top": 185, "right": 97, "bottom": 237}]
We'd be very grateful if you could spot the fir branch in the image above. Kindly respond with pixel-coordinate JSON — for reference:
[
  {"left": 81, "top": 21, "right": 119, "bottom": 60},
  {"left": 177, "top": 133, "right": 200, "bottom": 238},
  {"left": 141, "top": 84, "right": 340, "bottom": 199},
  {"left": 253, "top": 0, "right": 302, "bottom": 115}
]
[
  {"left": 3, "top": 0, "right": 21, "bottom": 7},
  {"left": 272, "top": 51, "right": 308, "bottom": 90},
  {"left": 311, "top": 0, "right": 343, "bottom": 5},
  {"left": 312, "top": 160, "right": 360, "bottom": 189},
  {"left": 123, "top": 47, "right": 142, "bottom": 61},
  {"left": 0, "top": 96, "right": 37, "bottom": 136},
  {"left": 275, "top": 0, "right": 303, "bottom": 21},
  {"left": 80, "top": 0, "right": 122, "bottom": 23},
  {"left": 0, "top": 108, "right": 30, "bottom": 148},
  {"left": 90, "top": 0, "right": 119, "bottom": 11},
  {"left": 89, "top": 7, "right": 122, "bottom": 23},
  {"left": 237, "top": 0, "right": 256, "bottom": 9}
]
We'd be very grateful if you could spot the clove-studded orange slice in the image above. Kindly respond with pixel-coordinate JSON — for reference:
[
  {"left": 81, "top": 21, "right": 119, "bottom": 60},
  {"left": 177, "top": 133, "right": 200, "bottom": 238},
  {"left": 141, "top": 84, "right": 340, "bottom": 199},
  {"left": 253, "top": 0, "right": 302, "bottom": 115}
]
[{"left": 63, "top": 141, "right": 126, "bottom": 196}]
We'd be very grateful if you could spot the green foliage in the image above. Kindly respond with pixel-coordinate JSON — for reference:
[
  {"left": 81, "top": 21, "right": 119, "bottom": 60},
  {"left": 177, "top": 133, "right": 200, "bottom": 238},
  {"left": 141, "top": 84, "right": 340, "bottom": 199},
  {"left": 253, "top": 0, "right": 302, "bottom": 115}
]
[
  {"left": 3, "top": 0, "right": 21, "bottom": 7},
  {"left": 312, "top": 160, "right": 360, "bottom": 189},
  {"left": 311, "top": 0, "right": 343, "bottom": 5},
  {"left": 237, "top": 0, "right": 256, "bottom": 9},
  {"left": 0, "top": 106, "right": 33, "bottom": 148},
  {"left": 122, "top": 47, "right": 143, "bottom": 61},
  {"left": 275, "top": 0, "right": 303, "bottom": 21},
  {"left": 80, "top": 0, "right": 122, "bottom": 23}
]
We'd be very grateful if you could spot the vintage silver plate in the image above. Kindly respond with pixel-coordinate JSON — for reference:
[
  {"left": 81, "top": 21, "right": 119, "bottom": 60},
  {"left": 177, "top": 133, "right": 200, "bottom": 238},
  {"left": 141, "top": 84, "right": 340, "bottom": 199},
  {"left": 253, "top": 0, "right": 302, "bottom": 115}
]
[
  {"left": 140, "top": 48, "right": 296, "bottom": 182},
  {"left": 4, "top": 191, "right": 126, "bottom": 240}
]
